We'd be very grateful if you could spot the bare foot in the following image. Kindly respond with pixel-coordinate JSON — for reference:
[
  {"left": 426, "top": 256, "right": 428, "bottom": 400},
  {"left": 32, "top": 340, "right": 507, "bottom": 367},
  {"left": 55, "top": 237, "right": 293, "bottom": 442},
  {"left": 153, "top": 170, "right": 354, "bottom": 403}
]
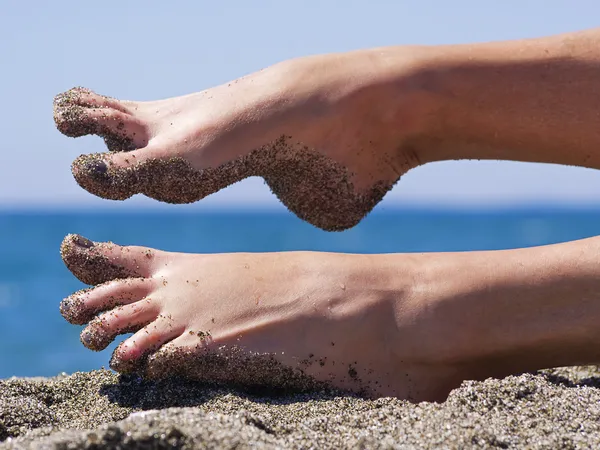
[
  {"left": 53, "top": 51, "right": 435, "bottom": 231},
  {"left": 59, "top": 233, "right": 473, "bottom": 402}
]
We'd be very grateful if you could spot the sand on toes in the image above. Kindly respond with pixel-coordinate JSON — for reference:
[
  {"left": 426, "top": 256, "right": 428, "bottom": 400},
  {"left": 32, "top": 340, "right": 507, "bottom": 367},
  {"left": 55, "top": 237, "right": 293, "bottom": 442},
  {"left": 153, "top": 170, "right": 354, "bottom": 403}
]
[
  {"left": 53, "top": 87, "right": 147, "bottom": 152},
  {"left": 60, "top": 234, "right": 141, "bottom": 286}
]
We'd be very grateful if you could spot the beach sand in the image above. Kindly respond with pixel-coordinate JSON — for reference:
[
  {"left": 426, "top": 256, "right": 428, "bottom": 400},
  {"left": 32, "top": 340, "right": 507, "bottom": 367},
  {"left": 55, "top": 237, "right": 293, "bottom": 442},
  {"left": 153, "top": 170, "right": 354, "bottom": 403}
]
[{"left": 2, "top": 366, "right": 600, "bottom": 449}]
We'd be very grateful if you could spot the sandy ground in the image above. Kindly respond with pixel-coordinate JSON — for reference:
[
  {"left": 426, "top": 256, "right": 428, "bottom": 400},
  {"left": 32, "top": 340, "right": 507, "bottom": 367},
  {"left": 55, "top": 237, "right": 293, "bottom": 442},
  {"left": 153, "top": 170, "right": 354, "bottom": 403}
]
[{"left": 2, "top": 366, "right": 600, "bottom": 449}]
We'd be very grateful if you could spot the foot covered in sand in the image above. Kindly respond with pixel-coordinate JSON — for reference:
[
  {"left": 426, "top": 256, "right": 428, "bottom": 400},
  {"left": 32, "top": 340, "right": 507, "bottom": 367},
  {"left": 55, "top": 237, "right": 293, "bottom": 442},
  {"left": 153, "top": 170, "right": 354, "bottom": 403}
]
[
  {"left": 59, "top": 233, "right": 474, "bottom": 402},
  {"left": 53, "top": 54, "right": 430, "bottom": 230}
]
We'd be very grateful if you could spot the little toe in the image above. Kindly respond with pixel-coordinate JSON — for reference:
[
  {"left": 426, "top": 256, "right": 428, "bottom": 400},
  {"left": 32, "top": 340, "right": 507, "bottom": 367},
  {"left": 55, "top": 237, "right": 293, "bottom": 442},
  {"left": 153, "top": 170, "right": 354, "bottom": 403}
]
[
  {"left": 60, "top": 277, "right": 155, "bottom": 325},
  {"left": 54, "top": 107, "right": 148, "bottom": 152},
  {"left": 144, "top": 333, "right": 213, "bottom": 380},
  {"left": 80, "top": 299, "right": 160, "bottom": 351},
  {"left": 54, "top": 87, "right": 130, "bottom": 112},
  {"left": 109, "top": 314, "right": 184, "bottom": 374},
  {"left": 60, "top": 234, "right": 160, "bottom": 285},
  {"left": 54, "top": 87, "right": 149, "bottom": 151}
]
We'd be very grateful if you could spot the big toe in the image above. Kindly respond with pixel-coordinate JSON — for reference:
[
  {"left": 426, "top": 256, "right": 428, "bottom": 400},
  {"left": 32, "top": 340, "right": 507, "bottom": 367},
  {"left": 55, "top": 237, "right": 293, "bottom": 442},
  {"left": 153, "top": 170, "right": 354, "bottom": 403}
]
[
  {"left": 60, "top": 234, "right": 158, "bottom": 285},
  {"left": 71, "top": 147, "right": 248, "bottom": 203},
  {"left": 70, "top": 153, "right": 139, "bottom": 201},
  {"left": 70, "top": 148, "right": 162, "bottom": 201},
  {"left": 54, "top": 87, "right": 148, "bottom": 151}
]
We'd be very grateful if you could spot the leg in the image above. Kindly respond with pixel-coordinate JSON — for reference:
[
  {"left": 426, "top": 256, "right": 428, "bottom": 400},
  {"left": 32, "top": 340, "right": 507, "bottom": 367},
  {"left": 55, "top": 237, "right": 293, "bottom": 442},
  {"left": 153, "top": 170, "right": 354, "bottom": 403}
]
[
  {"left": 54, "top": 28, "right": 600, "bottom": 231},
  {"left": 414, "top": 28, "right": 600, "bottom": 168},
  {"left": 60, "top": 233, "right": 600, "bottom": 402}
]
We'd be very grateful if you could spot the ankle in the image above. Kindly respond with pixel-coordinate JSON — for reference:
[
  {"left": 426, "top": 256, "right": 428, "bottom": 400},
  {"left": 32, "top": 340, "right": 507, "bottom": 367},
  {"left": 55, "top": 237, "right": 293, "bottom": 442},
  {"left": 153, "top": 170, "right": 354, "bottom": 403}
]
[
  {"left": 392, "top": 251, "right": 513, "bottom": 367},
  {"left": 408, "top": 243, "right": 600, "bottom": 373},
  {"left": 343, "top": 46, "right": 456, "bottom": 167},
  {"left": 278, "top": 48, "right": 447, "bottom": 170}
]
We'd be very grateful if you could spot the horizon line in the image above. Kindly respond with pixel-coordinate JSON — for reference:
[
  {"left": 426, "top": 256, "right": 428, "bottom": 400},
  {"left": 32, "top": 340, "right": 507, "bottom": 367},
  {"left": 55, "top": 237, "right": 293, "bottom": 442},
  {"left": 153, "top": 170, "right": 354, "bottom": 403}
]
[{"left": 3, "top": 201, "right": 600, "bottom": 214}]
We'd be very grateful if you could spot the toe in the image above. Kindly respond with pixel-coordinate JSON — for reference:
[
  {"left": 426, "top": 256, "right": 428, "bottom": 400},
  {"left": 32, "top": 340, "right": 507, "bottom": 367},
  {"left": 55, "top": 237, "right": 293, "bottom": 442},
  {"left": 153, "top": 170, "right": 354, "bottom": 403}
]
[
  {"left": 54, "top": 87, "right": 130, "bottom": 113},
  {"left": 70, "top": 145, "right": 248, "bottom": 203},
  {"left": 81, "top": 107, "right": 147, "bottom": 151},
  {"left": 54, "top": 104, "right": 98, "bottom": 138},
  {"left": 69, "top": 147, "right": 161, "bottom": 201},
  {"left": 109, "top": 314, "right": 184, "bottom": 374},
  {"left": 69, "top": 153, "right": 139, "bottom": 201},
  {"left": 80, "top": 299, "right": 160, "bottom": 351},
  {"left": 60, "top": 277, "right": 155, "bottom": 325},
  {"left": 60, "top": 234, "right": 160, "bottom": 285},
  {"left": 54, "top": 87, "right": 149, "bottom": 151}
]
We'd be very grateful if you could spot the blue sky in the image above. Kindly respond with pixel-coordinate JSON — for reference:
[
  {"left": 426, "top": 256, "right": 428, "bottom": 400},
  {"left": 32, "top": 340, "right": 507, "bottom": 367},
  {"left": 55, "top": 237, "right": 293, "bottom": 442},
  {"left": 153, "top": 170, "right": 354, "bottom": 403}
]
[{"left": 2, "top": 0, "right": 600, "bottom": 210}]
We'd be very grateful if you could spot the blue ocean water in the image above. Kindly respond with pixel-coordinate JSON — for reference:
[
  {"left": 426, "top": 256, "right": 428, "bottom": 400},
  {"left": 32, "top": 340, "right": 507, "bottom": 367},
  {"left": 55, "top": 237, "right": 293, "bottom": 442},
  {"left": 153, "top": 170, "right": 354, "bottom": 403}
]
[{"left": 1, "top": 207, "right": 600, "bottom": 378}]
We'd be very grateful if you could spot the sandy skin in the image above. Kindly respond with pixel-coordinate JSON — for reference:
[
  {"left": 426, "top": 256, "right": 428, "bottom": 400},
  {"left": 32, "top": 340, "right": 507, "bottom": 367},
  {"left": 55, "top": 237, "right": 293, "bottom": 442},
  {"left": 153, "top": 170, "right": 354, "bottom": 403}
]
[
  {"left": 59, "top": 234, "right": 445, "bottom": 401},
  {"left": 60, "top": 232, "right": 600, "bottom": 403},
  {"left": 53, "top": 52, "right": 430, "bottom": 231},
  {"left": 55, "top": 27, "right": 600, "bottom": 402}
]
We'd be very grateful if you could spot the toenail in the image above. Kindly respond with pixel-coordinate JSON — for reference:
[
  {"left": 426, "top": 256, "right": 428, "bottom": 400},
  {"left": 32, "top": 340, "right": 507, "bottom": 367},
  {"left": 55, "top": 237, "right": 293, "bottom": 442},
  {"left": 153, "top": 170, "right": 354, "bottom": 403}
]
[
  {"left": 80, "top": 329, "right": 93, "bottom": 347},
  {"left": 111, "top": 342, "right": 131, "bottom": 364},
  {"left": 84, "top": 159, "right": 108, "bottom": 178},
  {"left": 73, "top": 235, "right": 94, "bottom": 248},
  {"left": 59, "top": 297, "right": 73, "bottom": 315},
  {"left": 109, "top": 342, "right": 138, "bottom": 373}
]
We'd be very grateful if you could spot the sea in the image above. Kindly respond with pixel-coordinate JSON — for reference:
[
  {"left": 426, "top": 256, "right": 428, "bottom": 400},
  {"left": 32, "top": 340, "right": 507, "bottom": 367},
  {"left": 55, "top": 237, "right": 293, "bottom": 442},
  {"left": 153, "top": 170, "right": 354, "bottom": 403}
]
[{"left": 2, "top": 207, "right": 600, "bottom": 379}]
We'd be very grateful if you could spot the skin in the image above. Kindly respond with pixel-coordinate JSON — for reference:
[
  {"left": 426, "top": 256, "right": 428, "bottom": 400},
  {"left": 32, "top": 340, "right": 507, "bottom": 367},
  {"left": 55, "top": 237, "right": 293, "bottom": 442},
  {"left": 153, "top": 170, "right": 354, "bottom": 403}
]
[
  {"left": 56, "top": 27, "right": 600, "bottom": 402},
  {"left": 54, "top": 49, "right": 430, "bottom": 195}
]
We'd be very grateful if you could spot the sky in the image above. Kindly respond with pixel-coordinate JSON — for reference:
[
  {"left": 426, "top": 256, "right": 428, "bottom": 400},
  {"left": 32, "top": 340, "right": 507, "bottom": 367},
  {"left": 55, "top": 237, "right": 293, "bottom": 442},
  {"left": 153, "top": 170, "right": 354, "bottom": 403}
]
[{"left": 2, "top": 0, "right": 600, "bottom": 211}]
